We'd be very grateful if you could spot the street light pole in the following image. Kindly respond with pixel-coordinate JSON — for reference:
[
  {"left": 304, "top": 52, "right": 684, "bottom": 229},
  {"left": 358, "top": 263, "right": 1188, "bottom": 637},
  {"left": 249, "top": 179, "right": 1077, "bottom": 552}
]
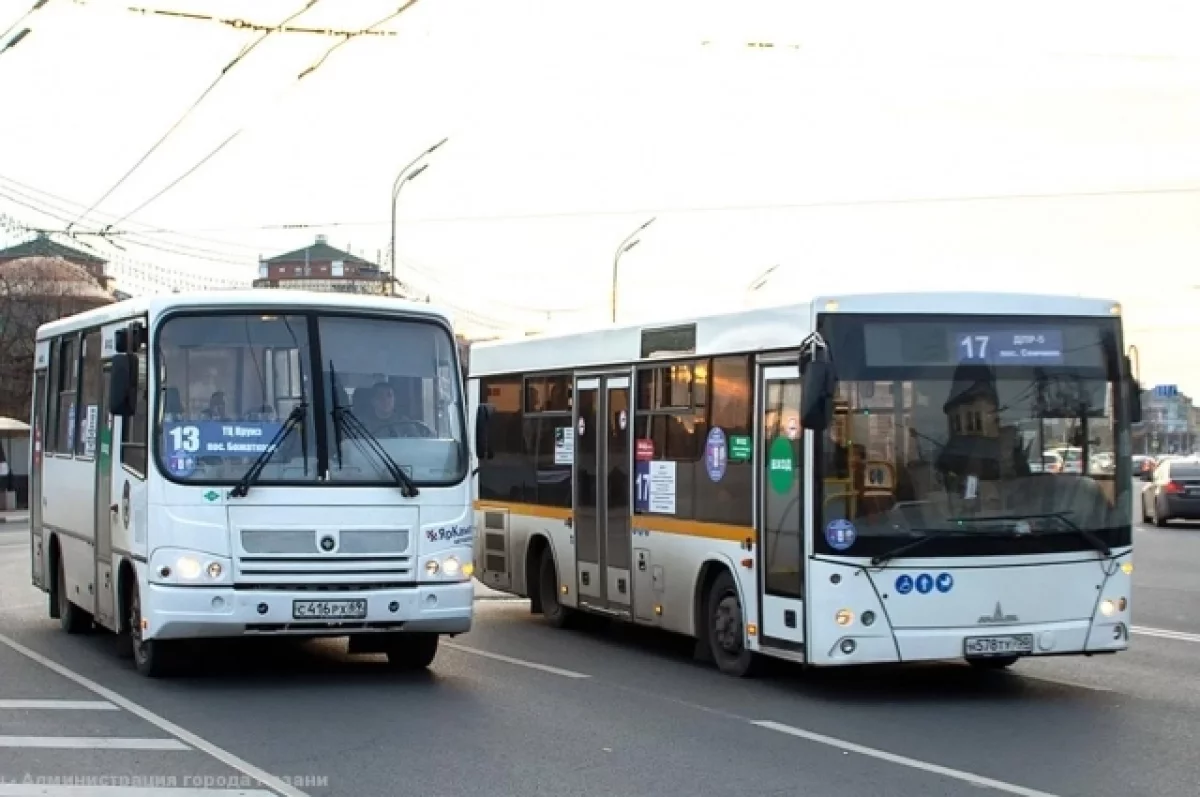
[
  {"left": 388, "top": 137, "right": 447, "bottom": 296},
  {"left": 610, "top": 217, "right": 655, "bottom": 324}
]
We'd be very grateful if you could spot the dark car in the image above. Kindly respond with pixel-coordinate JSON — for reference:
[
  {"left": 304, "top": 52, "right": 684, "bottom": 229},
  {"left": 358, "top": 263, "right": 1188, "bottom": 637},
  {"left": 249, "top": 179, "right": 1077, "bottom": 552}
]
[{"left": 1141, "top": 458, "right": 1200, "bottom": 526}]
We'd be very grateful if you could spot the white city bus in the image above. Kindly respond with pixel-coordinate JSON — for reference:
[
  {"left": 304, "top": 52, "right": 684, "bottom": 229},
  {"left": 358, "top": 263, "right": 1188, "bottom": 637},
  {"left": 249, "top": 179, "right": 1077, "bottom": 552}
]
[
  {"left": 30, "top": 290, "right": 474, "bottom": 677},
  {"left": 468, "top": 292, "right": 1141, "bottom": 675}
]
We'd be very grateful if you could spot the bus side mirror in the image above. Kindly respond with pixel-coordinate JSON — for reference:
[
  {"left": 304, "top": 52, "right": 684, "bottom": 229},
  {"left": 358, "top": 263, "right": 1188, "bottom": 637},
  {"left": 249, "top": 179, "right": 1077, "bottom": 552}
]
[
  {"left": 109, "top": 353, "right": 137, "bottom": 417},
  {"left": 800, "top": 359, "right": 836, "bottom": 431},
  {"left": 1128, "top": 377, "right": 1143, "bottom": 425},
  {"left": 474, "top": 404, "right": 493, "bottom": 461}
]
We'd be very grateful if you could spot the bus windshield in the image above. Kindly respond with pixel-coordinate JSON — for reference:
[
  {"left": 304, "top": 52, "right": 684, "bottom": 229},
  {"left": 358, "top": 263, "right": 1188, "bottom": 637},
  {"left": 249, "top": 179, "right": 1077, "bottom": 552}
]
[
  {"left": 156, "top": 311, "right": 466, "bottom": 487},
  {"left": 814, "top": 313, "right": 1132, "bottom": 559}
]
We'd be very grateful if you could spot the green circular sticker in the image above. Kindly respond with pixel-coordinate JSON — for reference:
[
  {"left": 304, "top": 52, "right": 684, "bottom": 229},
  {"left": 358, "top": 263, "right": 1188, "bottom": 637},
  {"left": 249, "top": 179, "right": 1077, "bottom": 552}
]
[{"left": 767, "top": 436, "right": 795, "bottom": 494}]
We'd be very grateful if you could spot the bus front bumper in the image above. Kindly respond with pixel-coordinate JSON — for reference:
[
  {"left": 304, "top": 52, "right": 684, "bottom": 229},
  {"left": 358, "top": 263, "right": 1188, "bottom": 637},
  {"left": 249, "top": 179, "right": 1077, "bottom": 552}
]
[{"left": 142, "top": 581, "right": 474, "bottom": 641}]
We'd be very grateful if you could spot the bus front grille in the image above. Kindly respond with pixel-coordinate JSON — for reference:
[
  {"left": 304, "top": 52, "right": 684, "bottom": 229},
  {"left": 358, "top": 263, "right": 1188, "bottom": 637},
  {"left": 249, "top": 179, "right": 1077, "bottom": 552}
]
[{"left": 234, "top": 555, "right": 413, "bottom": 585}]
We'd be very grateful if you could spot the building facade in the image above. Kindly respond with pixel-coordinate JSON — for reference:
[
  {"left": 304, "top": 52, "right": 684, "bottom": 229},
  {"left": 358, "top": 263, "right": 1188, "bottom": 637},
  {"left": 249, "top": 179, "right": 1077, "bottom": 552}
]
[{"left": 253, "top": 235, "right": 402, "bottom": 295}]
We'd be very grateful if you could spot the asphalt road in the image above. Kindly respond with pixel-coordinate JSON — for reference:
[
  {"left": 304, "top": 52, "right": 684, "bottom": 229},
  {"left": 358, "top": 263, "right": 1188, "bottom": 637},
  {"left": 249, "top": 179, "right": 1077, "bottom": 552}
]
[{"left": 0, "top": 500, "right": 1197, "bottom": 797}]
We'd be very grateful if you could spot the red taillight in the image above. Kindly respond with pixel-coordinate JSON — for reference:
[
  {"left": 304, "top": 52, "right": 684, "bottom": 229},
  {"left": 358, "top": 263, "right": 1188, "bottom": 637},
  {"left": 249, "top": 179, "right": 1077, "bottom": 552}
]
[{"left": 1165, "top": 480, "right": 1185, "bottom": 495}]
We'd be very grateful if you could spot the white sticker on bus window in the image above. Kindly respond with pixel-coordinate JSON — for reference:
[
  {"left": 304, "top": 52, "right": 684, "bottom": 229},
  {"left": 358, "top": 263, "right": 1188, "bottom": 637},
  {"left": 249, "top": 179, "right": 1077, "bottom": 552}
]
[
  {"left": 648, "top": 461, "right": 676, "bottom": 514},
  {"left": 554, "top": 427, "right": 574, "bottom": 465}
]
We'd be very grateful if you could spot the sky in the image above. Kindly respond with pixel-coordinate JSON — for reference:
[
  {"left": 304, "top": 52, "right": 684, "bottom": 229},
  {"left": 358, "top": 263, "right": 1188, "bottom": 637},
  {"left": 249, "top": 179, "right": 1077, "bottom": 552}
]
[{"left": 1, "top": 0, "right": 1198, "bottom": 393}]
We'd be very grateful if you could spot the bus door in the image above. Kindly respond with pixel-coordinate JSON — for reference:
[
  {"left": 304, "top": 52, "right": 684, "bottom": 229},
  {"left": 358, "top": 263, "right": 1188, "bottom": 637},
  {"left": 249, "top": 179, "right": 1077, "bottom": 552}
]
[
  {"left": 30, "top": 370, "right": 47, "bottom": 590},
  {"left": 572, "top": 374, "right": 633, "bottom": 617},
  {"left": 92, "top": 362, "right": 117, "bottom": 629},
  {"left": 755, "top": 363, "right": 806, "bottom": 649}
]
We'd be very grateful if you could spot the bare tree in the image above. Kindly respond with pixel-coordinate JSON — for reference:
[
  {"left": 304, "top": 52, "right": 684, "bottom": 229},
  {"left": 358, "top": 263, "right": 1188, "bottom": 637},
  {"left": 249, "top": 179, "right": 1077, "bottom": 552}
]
[{"left": 0, "top": 257, "right": 113, "bottom": 420}]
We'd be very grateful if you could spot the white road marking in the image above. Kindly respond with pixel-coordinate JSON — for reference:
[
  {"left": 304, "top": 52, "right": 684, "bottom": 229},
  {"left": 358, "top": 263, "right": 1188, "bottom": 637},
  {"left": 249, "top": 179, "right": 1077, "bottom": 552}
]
[
  {"left": 0, "top": 699, "right": 118, "bottom": 710},
  {"left": 0, "top": 787, "right": 278, "bottom": 797},
  {"left": 753, "top": 719, "right": 1059, "bottom": 797},
  {"left": 442, "top": 642, "right": 591, "bottom": 679},
  {"left": 1132, "top": 625, "right": 1200, "bottom": 644},
  {"left": 0, "top": 633, "right": 310, "bottom": 797},
  {"left": 1017, "top": 675, "right": 1112, "bottom": 693},
  {"left": 0, "top": 736, "right": 188, "bottom": 750}
]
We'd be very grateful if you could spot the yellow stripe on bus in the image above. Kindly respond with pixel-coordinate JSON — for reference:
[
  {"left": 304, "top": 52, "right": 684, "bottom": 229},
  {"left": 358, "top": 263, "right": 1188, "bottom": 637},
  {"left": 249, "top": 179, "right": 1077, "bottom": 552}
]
[{"left": 473, "top": 500, "right": 753, "bottom": 543}]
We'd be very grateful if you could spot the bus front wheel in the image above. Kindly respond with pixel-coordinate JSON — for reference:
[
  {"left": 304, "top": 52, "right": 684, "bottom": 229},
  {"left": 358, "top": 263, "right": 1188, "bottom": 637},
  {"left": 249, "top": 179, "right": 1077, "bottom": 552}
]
[
  {"left": 385, "top": 633, "right": 439, "bottom": 670},
  {"left": 128, "top": 584, "right": 173, "bottom": 678},
  {"left": 539, "top": 547, "right": 574, "bottom": 629},
  {"left": 706, "top": 569, "right": 758, "bottom": 677}
]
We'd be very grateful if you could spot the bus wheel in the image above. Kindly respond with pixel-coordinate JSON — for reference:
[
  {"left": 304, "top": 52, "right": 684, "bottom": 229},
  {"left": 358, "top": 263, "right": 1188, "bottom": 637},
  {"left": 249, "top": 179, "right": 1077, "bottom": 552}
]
[
  {"left": 385, "top": 633, "right": 439, "bottom": 670},
  {"left": 706, "top": 570, "right": 758, "bottom": 677},
  {"left": 56, "top": 556, "right": 90, "bottom": 635},
  {"left": 539, "top": 547, "right": 574, "bottom": 629},
  {"left": 128, "top": 584, "right": 172, "bottom": 678},
  {"left": 967, "top": 656, "right": 1018, "bottom": 671}
]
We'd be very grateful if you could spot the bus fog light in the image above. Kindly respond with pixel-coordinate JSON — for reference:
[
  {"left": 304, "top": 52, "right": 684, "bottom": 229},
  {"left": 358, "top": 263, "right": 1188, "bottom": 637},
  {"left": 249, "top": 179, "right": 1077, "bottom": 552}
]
[
  {"left": 211, "top": 597, "right": 224, "bottom": 610},
  {"left": 176, "top": 557, "right": 202, "bottom": 580},
  {"left": 388, "top": 601, "right": 399, "bottom": 613},
  {"left": 425, "top": 560, "right": 440, "bottom": 576},
  {"left": 206, "top": 562, "right": 223, "bottom": 579},
  {"left": 835, "top": 609, "right": 854, "bottom": 626},
  {"left": 839, "top": 639, "right": 856, "bottom": 654},
  {"left": 443, "top": 556, "right": 460, "bottom": 577},
  {"left": 256, "top": 603, "right": 268, "bottom": 615},
  {"left": 1100, "top": 599, "right": 1115, "bottom": 616},
  {"left": 861, "top": 611, "right": 876, "bottom": 626},
  {"left": 1113, "top": 623, "right": 1126, "bottom": 641}
]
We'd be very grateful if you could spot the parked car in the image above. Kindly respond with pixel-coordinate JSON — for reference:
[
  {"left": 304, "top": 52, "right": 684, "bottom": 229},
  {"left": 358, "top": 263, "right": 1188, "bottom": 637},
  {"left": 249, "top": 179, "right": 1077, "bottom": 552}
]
[{"left": 1140, "top": 458, "right": 1200, "bottom": 526}]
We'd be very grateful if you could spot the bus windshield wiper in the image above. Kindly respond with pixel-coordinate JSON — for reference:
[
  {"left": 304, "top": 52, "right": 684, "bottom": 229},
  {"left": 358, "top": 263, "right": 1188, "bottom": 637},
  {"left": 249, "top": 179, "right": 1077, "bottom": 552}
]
[
  {"left": 971, "top": 511, "right": 1112, "bottom": 557},
  {"left": 870, "top": 527, "right": 981, "bottom": 566},
  {"left": 329, "top": 362, "right": 418, "bottom": 498},
  {"left": 227, "top": 402, "right": 307, "bottom": 499}
]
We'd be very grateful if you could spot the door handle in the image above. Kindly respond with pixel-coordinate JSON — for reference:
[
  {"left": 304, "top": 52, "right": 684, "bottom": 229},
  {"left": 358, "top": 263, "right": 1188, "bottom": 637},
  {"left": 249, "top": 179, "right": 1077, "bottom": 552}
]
[{"left": 110, "top": 503, "right": 118, "bottom": 513}]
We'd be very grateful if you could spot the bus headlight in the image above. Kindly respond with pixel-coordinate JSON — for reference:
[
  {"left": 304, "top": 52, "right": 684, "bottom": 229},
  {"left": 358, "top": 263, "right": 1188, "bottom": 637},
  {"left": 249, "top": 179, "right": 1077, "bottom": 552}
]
[
  {"left": 424, "top": 553, "right": 473, "bottom": 580},
  {"left": 1100, "top": 599, "right": 1116, "bottom": 616},
  {"left": 176, "top": 557, "right": 202, "bottom": 580},
  {"left": 442, "top": 556, "right": 460, "bottom": 577},
  {"left": 149, "top": 548, "right": 232, "bottom": 585}
]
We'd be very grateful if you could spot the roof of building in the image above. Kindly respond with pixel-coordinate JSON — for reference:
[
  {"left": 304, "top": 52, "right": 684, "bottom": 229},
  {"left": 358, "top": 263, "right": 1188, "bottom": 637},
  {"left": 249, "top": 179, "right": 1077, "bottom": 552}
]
[
  {"left": 0, "top": 233, "right": 107, "bottom": 265},
  {"left": 0, "top": 256, "right": 114, "bottom": 302},
  {"left": 263, "top": 235, "right": 376, "bottom": 267}
]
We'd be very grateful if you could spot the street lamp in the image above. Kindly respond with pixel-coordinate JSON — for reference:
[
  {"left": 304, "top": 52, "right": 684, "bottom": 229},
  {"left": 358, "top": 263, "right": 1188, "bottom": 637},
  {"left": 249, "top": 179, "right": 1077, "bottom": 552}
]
[
  {"left": 611, "top": 217, "right": 655, "bottom": 323},
  {"left": 389, "top": 137, "right": 447, "bottom": 296}
]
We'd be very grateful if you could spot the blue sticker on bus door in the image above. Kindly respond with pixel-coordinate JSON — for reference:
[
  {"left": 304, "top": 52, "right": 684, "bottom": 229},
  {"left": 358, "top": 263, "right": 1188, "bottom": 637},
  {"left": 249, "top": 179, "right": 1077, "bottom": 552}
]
[
  {"left": 895, "top": 574, "right": 914, "bottom": 594},
  {"left": 634, "top": 460, "right": 650, "bottom": 513},
  {"left": 935, "top": 572, "right": 954, "bottom": 593},
  {"left": 704, "top": 427, "right": 727, "bottom": 483},
  {"left": 915, "top": 573, "right": 934, "bottom": 594}
]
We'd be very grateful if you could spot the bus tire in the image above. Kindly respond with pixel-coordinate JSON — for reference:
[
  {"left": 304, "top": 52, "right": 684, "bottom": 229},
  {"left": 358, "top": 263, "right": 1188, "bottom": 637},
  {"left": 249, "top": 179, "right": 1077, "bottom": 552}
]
[
  {"left": 56, "top": 555, "right": 90, "bottom": 635},
  {"left": 706, "top": 569, "right": 758, "bottom": 677},
  {"left": 128, "top": 583, "right": 172, "bottom": 678},
  {"left": 385, "top": 633, "right": 439, "bottom": 670},
  {"left": 967, "top": 656, "right": 1018, "bottom": 670},
  {"left": 539, "top": 546, "right": 574, "bottom": 629}
]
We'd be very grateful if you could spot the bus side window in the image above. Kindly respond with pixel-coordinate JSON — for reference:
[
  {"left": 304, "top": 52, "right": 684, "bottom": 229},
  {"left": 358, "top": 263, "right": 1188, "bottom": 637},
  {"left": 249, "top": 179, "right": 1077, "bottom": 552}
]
[{"left": 120, "top": 348, "right": 148, "bottom": 476}]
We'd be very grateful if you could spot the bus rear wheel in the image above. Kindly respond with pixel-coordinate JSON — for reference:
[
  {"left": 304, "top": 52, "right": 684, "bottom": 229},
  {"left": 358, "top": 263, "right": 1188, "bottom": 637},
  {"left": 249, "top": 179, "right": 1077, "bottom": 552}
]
[
  {"left": 56, "top": 556, "right": 90, "bottom": 635},
  {"left": 706, "top": 570, "right": 758, "bottom": 677}
]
